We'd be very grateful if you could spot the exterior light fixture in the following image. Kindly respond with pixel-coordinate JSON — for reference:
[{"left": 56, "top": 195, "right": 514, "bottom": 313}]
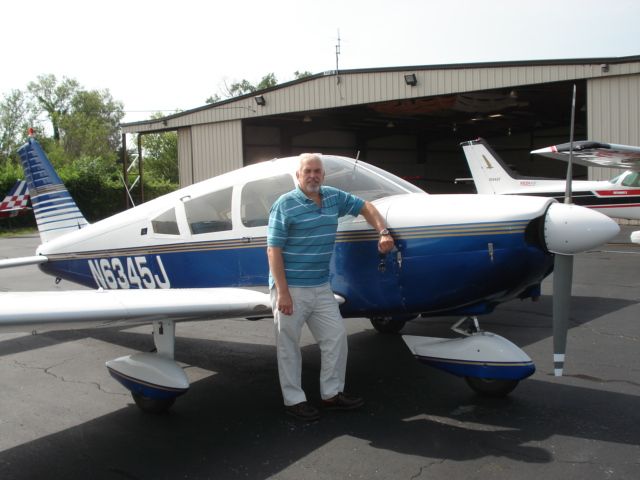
[
  {"left": 404, "top": 73, "right": 417, "bottom": 86},
  {"left": 254, "top": 95, "right": 266, "bottom": 106},
  {"left": 303, "top": 115, "right": 312, "bottom": 123},
  {"left": 601, "top": 64, "right": 609, "bottom": 73},
  {"left": 386, "top": 121, "right": 395, "bottom": 128}
]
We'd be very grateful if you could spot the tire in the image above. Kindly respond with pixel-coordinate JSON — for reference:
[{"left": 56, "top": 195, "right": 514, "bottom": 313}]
[
  {"left": 370, "top": 317, "right": 407, "bottom": 334},
  {"left": 132, "top": 393, "right": 176, "bottom": 413},
  {"left": 465, "top": 377, "right": 519, "bottom": 397}
]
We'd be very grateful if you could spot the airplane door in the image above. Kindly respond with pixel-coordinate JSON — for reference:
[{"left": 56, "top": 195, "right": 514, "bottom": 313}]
[{"left": 332, "top": 203, "right": 406, "bottom": 315}]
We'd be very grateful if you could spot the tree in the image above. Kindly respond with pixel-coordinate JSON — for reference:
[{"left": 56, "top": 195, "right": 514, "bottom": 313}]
[
  {"left": 208, "top": 73, "right": 281, "bottom": 102},
  {"left": 205, "top": 93, "right": 222, "bottom": 104},
  {"left": 58, "top": 89, "right": 124, "bottom": 161},
  {"left": 140, "top": 113, "right": 178, "bottom": 183},
  {"left": 27, "top": 74, "right": 80, "bottom": 143},
  {"left": 294, "top": 70, "right": 312, "bottom": 79},
  {"left": 0, "top": 89, "right": 39, "bottom": 164}
]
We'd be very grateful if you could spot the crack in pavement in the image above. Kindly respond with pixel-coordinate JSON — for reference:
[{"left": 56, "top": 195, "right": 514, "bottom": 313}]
[{"left": 12, "top": 359, "right": 127, "bottom": 396}]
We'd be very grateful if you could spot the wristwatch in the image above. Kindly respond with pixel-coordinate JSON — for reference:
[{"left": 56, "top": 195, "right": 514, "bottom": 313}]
[{"left": 378, "top": 228, "right": 391, "bottom": 237}]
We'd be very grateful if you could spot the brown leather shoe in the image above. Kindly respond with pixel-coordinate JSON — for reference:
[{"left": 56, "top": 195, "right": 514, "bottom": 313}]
[
  {"left": 322, "top": 392, "right": 364, "bottom": 410},
  {"left": 285, "top": 401, "right": 320, "bottom": 421}
]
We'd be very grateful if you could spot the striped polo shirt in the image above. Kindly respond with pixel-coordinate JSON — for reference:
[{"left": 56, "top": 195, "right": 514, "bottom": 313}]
[{"left": 267, "top": 185, "right": 365, "bottom": 288}]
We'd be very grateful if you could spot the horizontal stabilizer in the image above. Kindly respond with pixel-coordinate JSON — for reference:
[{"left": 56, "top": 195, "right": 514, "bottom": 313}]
[{"left": 0, "top": 255, "right": 48, "bottom": 269}]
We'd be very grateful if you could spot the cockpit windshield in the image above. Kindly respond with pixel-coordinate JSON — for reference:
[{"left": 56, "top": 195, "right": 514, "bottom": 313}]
[{"left": 321, "top": 156, "right": 424, "bottom": 201}]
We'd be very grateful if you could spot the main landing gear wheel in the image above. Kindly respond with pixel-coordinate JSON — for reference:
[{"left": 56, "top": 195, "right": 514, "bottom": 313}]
[
  {"left": 132, "top": 393, "right": 176, "bottom": 413},
  {"left": 465, "top": 377, "right": 519, "bottom": 397},
  {"left": 370, "top": 317, "right": 406, "bottom": 334}
]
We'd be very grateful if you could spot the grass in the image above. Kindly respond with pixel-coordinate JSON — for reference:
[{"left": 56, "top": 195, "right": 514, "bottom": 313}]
[{"left": 0, "top": 227, "right": 38, "bottom": 238}]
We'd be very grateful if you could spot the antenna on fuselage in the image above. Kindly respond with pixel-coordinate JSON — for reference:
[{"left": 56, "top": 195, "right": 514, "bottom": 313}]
[{"left": 351, "top": 150, "right": 360, "bottom": 180}]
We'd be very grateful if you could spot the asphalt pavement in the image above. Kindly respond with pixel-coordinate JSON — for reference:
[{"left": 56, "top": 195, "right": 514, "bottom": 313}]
[{"left": 0, "top": 229, "right": 639, "bottom": 479}]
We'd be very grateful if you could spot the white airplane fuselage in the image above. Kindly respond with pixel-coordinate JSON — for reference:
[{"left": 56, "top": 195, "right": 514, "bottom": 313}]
[
  {"left": 493, "top": 175, "right": 640, "bottom": 220},
  {"left": 33, "top": 154, "right": 618, "bottom": 320}
]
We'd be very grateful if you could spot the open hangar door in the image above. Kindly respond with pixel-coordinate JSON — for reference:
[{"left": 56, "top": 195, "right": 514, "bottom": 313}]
[{"left": 243, "top": 80, "right": 587, "bottom": 193}]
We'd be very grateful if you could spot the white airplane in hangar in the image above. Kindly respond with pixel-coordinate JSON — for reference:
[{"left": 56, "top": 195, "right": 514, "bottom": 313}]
[
  {"left": 461, "top": 138, "right": 640, "bottom": 221},
  {"left": 0, "top": 134, "right": 619, "bottom": 413}
]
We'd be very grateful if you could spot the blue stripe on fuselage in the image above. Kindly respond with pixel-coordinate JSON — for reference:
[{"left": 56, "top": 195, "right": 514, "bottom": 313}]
[{"left": 40, "top": 224, "right": 552, "bottom": 317}]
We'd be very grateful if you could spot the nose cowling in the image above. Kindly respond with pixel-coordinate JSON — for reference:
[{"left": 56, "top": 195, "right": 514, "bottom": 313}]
[{"left": 544, "top": 203, "right": 620, "bottom": 255}]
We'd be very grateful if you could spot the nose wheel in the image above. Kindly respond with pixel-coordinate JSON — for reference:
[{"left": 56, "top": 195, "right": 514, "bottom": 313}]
[
  {"left": 132, "top": 393, "right": 176, "bottom": 414},
  {"left": 464, "top": 377, "right": 519, "bottom": 397}
]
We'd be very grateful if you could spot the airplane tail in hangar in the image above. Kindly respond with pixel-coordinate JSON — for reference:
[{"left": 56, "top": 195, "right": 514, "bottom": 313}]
[
  {"left": 17, "top": 136, "right": 88, "bottom": 242},
  {"left": 460, "top": 138, "right": 523, "bottom": 194}
]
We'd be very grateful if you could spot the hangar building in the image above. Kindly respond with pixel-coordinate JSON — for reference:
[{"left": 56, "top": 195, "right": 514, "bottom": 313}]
[{"left": 121, "top": 56, "right": 640, "bottom": 197}]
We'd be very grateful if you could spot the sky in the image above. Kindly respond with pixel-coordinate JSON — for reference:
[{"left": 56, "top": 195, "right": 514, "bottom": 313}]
[{"left": 2, "top": 0, "right": 639, "bottom": 124}]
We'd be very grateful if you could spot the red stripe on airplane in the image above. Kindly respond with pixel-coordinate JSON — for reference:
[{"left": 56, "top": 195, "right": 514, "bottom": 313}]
[
  {"left": 594, "top": 190, "right": 640, "bottom": 197},
  {"left": 590, "top": 203, "right": 640, "bottom": 209}
]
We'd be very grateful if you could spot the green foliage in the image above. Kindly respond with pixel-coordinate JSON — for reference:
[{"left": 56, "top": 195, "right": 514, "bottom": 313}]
[
  {"left": 0, "top": 89, "right": 40, "bottom": 164},
  {"left": 206, "top": 70, "right": 314, "bottom": 103},
  {"left": 205, "top": 93, "right": 222, "bottom": 104},
  {"left": 0, "top": 74, "right": 178, "bottom": 234},
  {"left": 27, "top": 74, "right": 80, "bottom": 142},
  {"left": 59, "top": 89, "right": 124, "bottom": 161},
  {"left": 141, "top": 131, "right": 179, "bottom": 183}
]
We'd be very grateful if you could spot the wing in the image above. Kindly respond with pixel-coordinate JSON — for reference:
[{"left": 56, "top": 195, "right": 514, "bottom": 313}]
[
  {"left": 0, "top": 287, "right": 272, "bottom": 333},
  {"left": 531, "top": 141, "right": 640, "bottom": 170}
]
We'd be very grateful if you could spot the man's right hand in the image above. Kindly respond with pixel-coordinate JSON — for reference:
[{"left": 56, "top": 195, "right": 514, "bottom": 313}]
[{"left": 277, "top": 289, "right": 294, "bottom": 315}]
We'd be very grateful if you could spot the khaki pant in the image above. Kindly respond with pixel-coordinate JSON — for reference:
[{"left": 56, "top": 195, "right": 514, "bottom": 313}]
[{"left": 271, "top": 284, "right": 348, "bottom": 406}]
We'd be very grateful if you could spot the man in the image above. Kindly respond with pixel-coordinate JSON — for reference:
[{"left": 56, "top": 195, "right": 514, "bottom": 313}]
[{"left": 267, "top": 153, "right": 395, "bottom": 421}]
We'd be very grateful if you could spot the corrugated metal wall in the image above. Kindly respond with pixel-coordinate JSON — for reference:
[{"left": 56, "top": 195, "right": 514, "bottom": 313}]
[
  {"left": 177, "top": 128, "right": 193, "bottom": 186},
  {"left": 121, "top": 60, "right": 640, "bottom": 192},
  {"left": 588, "top": 74, "right": 640, "bottom": 225},
  {"left": 124, "top": 61, "right": 640, "bottom": 135},
  {"left": 189, "top": 121, "right": 243, "bottom": 183}
]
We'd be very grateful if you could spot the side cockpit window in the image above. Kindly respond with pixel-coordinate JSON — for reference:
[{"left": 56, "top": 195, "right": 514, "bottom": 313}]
[
  {"left": 151, "top": 208, "right": 180, "bottom": 235},
  {"left": 621, "top": 172, "right": 640, "bottom": 187},
  {"left": 241, "top": 174, "right": 294, "bottom": 227},
  {"left": 185, "top": 187, "right": 233, "bottom": 234}
]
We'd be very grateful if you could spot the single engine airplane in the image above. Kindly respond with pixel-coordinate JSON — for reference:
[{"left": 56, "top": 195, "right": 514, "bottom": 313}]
[
  {"left": 0, "top": 134, "right": 619, "bottom": 412},
  {"left": 461, "top": 138, "right": 640, "bottom": 220},
  {"left": 0, "top": 179, "right": 31, "bottom": 218}
]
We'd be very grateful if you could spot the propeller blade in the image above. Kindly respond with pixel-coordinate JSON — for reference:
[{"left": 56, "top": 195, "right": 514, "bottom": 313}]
[
  {"left": 564, "top": 84, "right": 577, "bottom": 204},
  {"left": 553, "top": 83, "right": 578, "bottom": 377},
  {"left": 552, "top": 253, "right": 574, "bottom": 376}
]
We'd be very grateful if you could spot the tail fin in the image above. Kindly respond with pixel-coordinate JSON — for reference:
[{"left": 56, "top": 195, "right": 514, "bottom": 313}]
[
  {"left": 0, "top": 180, "right": 30, "bottom": 218},
  {"left": 17, "top": 138, "right": 88, "bottom": 242},
  {"left": 460, "top": 138, "right": 521, "bottom": 194}
]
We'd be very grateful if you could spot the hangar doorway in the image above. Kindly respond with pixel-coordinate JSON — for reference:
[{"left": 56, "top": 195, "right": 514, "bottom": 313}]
[{"left": 243, "top": 80, "right": 587, "bottom": 193}]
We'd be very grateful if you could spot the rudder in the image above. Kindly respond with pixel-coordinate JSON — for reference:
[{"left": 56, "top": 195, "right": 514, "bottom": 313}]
[
  {"left": 460, "top": 139, "right": 521, "bottom": 194},
  {"left": 17, "top": 137, "right": 88, "bottom": 242}
]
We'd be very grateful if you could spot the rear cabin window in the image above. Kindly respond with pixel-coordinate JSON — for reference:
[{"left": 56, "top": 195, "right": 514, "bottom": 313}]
[
  {"left": 151, "top": 208, "right": 180, "bottom": 235},
  {"left": 185, "top": 187, "right": 233, "bottom": 234},
  {"left": 241, "top": 174, "right": 294, "bottom": 227}
]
